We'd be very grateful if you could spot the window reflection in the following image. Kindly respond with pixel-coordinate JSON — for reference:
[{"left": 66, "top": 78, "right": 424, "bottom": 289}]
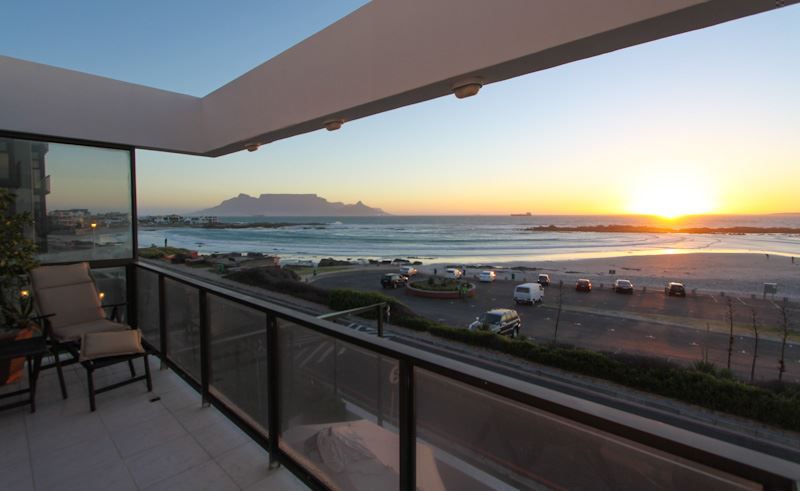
[{"left": 0, "top": 136, "right": 132, "bottom": 262}]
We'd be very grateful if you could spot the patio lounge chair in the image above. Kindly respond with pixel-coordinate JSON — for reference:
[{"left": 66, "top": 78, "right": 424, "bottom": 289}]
[{"left": 30, "top": 262, "right": 152, "bottom": 410}]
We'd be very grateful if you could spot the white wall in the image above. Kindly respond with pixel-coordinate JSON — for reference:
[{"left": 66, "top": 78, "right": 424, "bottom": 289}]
[{"left": 0, "top": 0, "right": 791, "bottom": 156}]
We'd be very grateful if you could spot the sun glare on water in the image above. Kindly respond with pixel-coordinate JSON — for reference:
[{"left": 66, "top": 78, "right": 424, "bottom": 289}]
[{"left": 626, "top": 167, "right": 716, "bottom": 219}]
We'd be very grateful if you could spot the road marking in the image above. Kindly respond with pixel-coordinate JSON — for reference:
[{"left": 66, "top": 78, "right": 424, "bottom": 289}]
[
  {"left": 706, "top": 295, "right": 718, "bottom": 304},
  {"left": 646, "top": 335, "right": 655, "bottom": 340},
  {"left": 317, "top": 345, "right": 335, "bottom": 363},
  {"left": 736, "top": 297, "right": 747, "bottom": 306},
  {"left": 690, "top": 342, "right": 698, "bottom": 346},
  {"left": 607, "top": 328, "right": 615, "bottom": 332},
  {"left": 771, "top": 300, "right": 781, "bottom": 310},
  {"left": 574, "top": 322, "right": 582, "bottom": 326},
  {"left": 300, "top": 344, "right": 326, "bottom": 367}
]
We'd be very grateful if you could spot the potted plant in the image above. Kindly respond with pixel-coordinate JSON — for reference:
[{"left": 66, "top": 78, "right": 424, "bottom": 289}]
[{"left": 0, "top": 188, "right": 39, "bottom": 384}]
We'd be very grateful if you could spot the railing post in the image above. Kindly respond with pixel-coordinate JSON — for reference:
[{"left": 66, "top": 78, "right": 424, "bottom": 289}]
[
  {"left": 126, "top": 262, "right": 137, "bottom": 328},
  {"left": 158, "top": 274, "right": 168, "bottom": 370},
  {"left": 377, "top": 303, "right": 384, "bottom": 338},
  {"left": 199, "top": 290, "right": 210, "bottom": 407},
  {"left": 266, "top": 314, "right": 280, "bottom": 469},
  {"left": 376, "top": 355, "right": 383, "bottom": 427},
  {"left": 399, "top": 359, "right": 415, "bottom": 491}
]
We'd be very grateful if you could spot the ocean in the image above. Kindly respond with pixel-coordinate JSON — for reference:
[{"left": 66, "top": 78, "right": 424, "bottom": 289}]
[{"left": 138, "top": 215, "right": 800, "bottom": 265}]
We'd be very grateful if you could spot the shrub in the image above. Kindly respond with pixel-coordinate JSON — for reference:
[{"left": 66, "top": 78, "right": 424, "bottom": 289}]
[
  {"left": 219, "top": 280, "right": 800, "bottom": 431},
  {"left": 410, "top": 278, "right": 462, "bottom": 291},
  {"left": 691, "top": 360, "right": 717, "bottom": 374},
  {"left": 225, "top": 268, "right": 330, "bottom": 305},
  {"left": 393, "top": 316, "right": 800, "bottom": 431},
  {"left": 138, "top": 246, "right": 193, "bottom": 259}
]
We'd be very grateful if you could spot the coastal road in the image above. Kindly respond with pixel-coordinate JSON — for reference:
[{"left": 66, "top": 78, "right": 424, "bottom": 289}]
[{"left": 312, "top": 269, "right": 800, "bottom": 382}]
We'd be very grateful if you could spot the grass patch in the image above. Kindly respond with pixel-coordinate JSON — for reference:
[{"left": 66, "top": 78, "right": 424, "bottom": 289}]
[
  {"left": 138, "top": 246, "right": 193, "bottom": 259},
  {"left": 290, "top": 265, "right": 355, "bottom": 277},
  {"left": 410, "top": 278, "right": 462, "bottom": 292},
  {"left": 224, "top": 268, "right": 331, "bottom": 306}
]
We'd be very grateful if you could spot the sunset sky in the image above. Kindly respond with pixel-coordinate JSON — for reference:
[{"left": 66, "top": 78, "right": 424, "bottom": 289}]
[{"left": 2, "top": 1, "right": 798, "bottom": 216}]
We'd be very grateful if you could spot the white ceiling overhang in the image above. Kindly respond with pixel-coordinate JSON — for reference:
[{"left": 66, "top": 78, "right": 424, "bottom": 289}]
[{"left": 0, "top": 0, "right": 795, "bottom": 156}]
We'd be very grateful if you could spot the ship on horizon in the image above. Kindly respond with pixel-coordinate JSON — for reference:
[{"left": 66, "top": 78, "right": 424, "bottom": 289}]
[{"left": 511, "top": 212, "right": 532, "bottom": 216}]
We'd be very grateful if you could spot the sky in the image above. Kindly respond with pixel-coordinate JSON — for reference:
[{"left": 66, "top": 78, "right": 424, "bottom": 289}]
[{"left": 2, "top": 1, "right": 799, "bottom": 216}]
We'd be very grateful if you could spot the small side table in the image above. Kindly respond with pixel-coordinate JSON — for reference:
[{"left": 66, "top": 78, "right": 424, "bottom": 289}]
[{"left": 0, "top": 336, "right": 48, "bottom": 413}]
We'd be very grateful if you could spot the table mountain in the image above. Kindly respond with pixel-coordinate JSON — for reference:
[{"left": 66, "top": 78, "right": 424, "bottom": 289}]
[{"left": 194, "top": 193, "right": 388, "bottom": 216}]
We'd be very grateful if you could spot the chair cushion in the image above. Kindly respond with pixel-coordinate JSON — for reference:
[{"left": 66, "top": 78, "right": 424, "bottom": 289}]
[
  {"left": 52, "top": 318, "right": 127, "bottom": 343},
  {"left": 31, "top": 263, "right": 105, "bottom": 330},
  {"left": 31, "top": 262, "right": 92, "bottom": 289},
  {"left": 80, "top": 329, "right": 144, "bottom": 362}
]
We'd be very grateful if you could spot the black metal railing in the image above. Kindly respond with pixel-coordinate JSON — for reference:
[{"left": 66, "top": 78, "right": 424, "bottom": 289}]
[{"left": 128, "top": 261, "right": 800, "bottom": 491}]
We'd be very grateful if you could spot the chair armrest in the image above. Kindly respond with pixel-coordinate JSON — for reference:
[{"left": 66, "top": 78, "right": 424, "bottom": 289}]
[
  {"left": 101, "top": 302, "right": 127, "bottom": 309},
  {"left": 30, "top": 313, "right": 55, "bottom": 323},
  {"left": 30, "top": 313, "right": 55, "bottom": 338}
]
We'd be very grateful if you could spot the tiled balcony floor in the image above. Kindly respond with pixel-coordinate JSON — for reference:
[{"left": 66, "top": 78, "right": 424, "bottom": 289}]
[{"left": 0, "top": 355, "right": 307, "bottom": 491}]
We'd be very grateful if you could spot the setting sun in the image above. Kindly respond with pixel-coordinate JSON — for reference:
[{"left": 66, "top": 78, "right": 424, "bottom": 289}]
[{"left": 626, "top": 167, "right": 717, "bottom": 218}]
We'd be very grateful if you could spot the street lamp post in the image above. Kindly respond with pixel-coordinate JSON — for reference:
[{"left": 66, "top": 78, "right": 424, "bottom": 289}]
[{"left": 90, "top": 222, "right": 97, "bottom": 252}]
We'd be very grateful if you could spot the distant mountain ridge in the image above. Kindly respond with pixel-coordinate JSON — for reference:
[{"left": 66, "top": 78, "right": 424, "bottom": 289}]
[{"left": 194, "top": 193, "right": 388, "bottom": 216}]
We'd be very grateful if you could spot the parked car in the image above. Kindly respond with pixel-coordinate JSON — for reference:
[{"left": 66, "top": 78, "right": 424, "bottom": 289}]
[
  {"left": 575, "top": 279, "right": 592, "bottom": 292},
  {"left": 537, "top": 273, "right": 551, "bottom": 287},
  {"left": 513, "top": 283, "right": 544, "bottom": 304},
  {"left": 445, "top": 268, "right": 463, "bottom": 279},
  {"left": 469, "top": 309, "right": 521, "bottom": 337},
  {"left": 400, "top": 265, "right": 418, "bottom": 277},
  {"left": 381, "top": 273, "right": 407, "bottom": 289},
  {"left": 665, "top": 282, "right": 686, "bottom": 297},
  {"left": 613, "top": 279, "right": 634, "bottom": 294},
  {"left": 479, "top": 270, "right": 496, "bottom": 283}
]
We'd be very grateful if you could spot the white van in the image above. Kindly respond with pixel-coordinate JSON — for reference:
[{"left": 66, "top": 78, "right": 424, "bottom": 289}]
[
  {"left": 399, "top": 265, "right": 418, "bottom": 276},
  {"left": 513, "top": 283, "right": 544, "bottom": 305}
]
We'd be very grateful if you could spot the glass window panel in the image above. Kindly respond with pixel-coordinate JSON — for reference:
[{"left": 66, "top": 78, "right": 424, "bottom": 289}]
[
  {"left": 414, "top": 368, "right": 759, "bottom": 491},
  {"left": 208, "top": 294, "right": 268, "bottom": 433},
  {"left": 0, "top": 136, "right": 132, "bottom": 263},
  {"left": 164, "top": 277, "right": 200, "bottom": 380},
  {"left": 136, "top": 268, "right": 161, "bottom": 347},
  {"left": 277, "top": 319, "right": 399, "bottom": 491},
  {"left": 91, "top": 266, "right": 127, "bottom": 323}
]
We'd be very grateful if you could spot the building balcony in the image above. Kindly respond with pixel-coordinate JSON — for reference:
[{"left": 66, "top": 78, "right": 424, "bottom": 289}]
[
  {"left": 3, "top": 261, "right": 798, "bottom": 490},
  {"left": 0, "top": 355, "right": 306, "bottom": 490}
]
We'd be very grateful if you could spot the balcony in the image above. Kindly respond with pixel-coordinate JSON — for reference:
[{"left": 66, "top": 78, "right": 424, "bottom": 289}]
[
  {"left": 1, "top": 3, "right": 799, "bottom": 486},
  {"left": 0, "top": 350, "right": 306, "bottom": 490},
  {"left": 3, "top": 261, "right": 796, "bottom": 490}
]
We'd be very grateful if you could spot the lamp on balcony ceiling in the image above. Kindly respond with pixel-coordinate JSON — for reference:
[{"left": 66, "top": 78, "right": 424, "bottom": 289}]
[
  {"left": 452, "top": 78, "right": 483, "bottom": 99},
  {"left": 324, "top": 119, "right": 344, "bottom": 131},
  {"left": 244, "top": 142, "right": 262, "bottom": 152}
]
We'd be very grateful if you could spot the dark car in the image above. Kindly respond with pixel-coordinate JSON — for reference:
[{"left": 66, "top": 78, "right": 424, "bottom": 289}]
[
  {"left": 469, "top": 309, "right": 521, "bottom": 338},
  {"left": 613, "top": 279, "right": 634, "bottom": 294},
  {"left": 665, "top": 282, "right": 686, "bottom": 297},
  {"left": 576, "top": 279, "right": 592, "bottom": 292},
  {"left": 381, "top": 273, "right": 407, "bottom": 289}
]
